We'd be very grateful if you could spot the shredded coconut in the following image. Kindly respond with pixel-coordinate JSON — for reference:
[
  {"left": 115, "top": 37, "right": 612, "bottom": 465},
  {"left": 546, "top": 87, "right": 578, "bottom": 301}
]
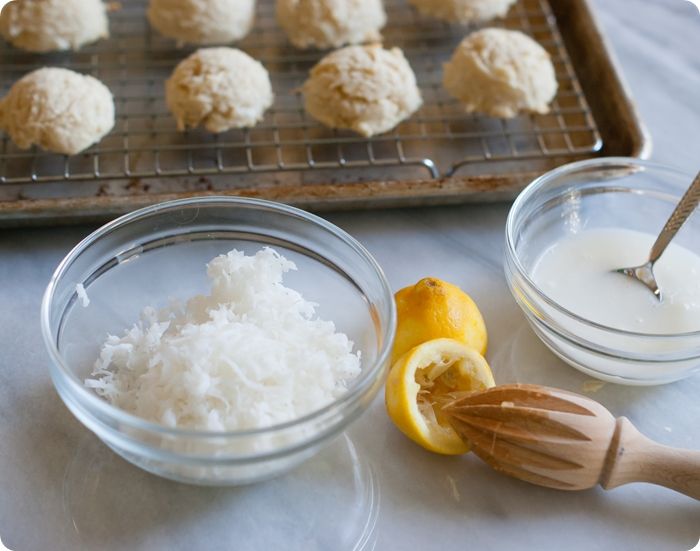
[
  {"left": 75, "top": 283, "right": 90, "bottom": 307},
  {"left": 85, "top": 247, "right": 361, "bottom": 431},
  {"left": 582, "top": 380, "right": 606, "bottom": 393}
]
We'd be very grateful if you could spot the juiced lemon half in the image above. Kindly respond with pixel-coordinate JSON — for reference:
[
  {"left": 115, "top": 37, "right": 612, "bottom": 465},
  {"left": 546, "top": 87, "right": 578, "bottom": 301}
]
[{"left": 385, "top": 338, "right": 495, "bottom": 455}]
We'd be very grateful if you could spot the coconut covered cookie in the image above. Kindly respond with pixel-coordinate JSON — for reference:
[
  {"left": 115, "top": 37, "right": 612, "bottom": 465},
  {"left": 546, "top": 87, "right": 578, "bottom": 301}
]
[
  {"left": 408, "top": 0, "right": 515, "bottom": 24},
  {"left": 0, "top": 68, "right": 115, "bottom": 155},
  {"left": 302, "top": 45, "right": 422, "bottom": 137},
  {"left": 148, "top": 0, "right": 255, "bottom": 45},
  {"left": 166, "top": 48, "right": 273, "bottom": 132},
  {"left": 276, "top": 0, "right": 386, "bottom": 50},
  {"left": 0, "top": 0, "right": 109, "bottom": 53},
  {"left": 443, "top": 28, "right": 558, "bottom": 118}
]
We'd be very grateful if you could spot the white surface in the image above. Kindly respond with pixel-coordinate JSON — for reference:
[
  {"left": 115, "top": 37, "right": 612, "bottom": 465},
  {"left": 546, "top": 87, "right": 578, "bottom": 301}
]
[{"left": 1, "top": 0, "right": 699, "bottom": 550}]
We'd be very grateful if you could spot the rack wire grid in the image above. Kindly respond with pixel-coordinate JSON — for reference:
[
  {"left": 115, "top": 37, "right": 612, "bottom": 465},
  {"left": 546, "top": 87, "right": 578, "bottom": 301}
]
[{"left": 0, "top": 0, "right": 602, "bottom": 203}]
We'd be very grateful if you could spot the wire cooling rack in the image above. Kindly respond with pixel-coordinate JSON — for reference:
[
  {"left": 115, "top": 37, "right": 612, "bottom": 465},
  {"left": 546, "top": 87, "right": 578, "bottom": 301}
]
[{"left": 0, "top": 0, "right": 603, "bottom": 211}]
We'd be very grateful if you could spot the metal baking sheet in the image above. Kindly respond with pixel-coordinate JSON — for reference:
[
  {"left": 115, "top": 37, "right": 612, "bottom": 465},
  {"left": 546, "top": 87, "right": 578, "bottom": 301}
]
[{"left": 0, "top": 0, "right": 648, "bottom": 225}]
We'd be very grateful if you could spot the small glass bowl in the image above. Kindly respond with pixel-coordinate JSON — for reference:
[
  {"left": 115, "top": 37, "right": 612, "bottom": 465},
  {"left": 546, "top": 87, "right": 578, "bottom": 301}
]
[
  {"left": 505, "top": 158, "right": 700, "bottom": 385},
  {"left": 41, "top": 197, "right": 396, "bottom": 485}
]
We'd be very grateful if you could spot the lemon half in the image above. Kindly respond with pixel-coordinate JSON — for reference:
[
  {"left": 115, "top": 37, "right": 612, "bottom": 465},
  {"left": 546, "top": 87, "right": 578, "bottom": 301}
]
[
  {"left": 385, "top": 338, "right": 495, "bottom": 455},
  {"left": 392, "top": 278, "right": 487, "bottom": 366}
]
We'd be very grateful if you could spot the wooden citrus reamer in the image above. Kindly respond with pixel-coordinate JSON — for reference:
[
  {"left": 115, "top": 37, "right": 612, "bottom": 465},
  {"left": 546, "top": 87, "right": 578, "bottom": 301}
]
[{"left": 441, "top": 384, "right": 700, "bottom": 499}]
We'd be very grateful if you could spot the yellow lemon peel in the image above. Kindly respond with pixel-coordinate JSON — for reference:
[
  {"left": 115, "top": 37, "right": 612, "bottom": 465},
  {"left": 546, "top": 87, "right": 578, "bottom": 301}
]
[{"left": 391, "top": 277, "right": 487, "bottom": 366}]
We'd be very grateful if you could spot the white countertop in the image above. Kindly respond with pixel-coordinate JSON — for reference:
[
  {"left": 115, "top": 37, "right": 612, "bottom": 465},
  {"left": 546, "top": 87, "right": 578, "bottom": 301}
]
[{"left": 1, "top": 1, "right": 699, "bottom": 550}]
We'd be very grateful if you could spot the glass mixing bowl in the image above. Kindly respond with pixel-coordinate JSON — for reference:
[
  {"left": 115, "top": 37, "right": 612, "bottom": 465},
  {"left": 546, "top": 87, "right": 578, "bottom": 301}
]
[
  {"left": 505, "top": 158, "right": 700, "bottom": 385},
  {"left": 41, "top": 197, "right": 395, "bottom": 484}
]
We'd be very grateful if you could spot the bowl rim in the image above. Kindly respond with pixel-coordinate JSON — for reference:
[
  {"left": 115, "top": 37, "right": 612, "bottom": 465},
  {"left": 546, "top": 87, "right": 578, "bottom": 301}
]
[
  {"left": 41, "top": 196, "right": 396, "bottom": 439},
  {"left": 506, "top": 156, "right": 700, "bottom": 342}
]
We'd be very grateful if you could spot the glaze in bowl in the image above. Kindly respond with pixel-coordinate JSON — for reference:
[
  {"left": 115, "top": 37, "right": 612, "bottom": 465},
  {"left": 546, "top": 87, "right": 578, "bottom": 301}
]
[{"left": 505, "top": 158, "right": 700, "bottom": 385}]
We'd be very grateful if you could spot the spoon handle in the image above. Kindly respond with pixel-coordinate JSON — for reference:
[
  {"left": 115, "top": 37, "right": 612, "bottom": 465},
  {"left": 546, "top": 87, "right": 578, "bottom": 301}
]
[
  {"left": 649, "top": 171, "right": 700, "bottom": 264},
  {"left": 601, "top": 417, "right": 700, "bottom": 500}
]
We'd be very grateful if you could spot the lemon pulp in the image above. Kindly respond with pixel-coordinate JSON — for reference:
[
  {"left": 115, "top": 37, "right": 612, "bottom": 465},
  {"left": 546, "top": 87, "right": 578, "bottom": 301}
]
[{"left": 385, "top": 338, "right": 495, "bottom": 455}]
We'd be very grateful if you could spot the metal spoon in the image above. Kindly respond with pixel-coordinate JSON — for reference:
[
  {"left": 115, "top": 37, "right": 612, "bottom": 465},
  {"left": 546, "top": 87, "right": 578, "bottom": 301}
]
[{"left": 614, "top": 170, "right": 700, "bottom": 300}]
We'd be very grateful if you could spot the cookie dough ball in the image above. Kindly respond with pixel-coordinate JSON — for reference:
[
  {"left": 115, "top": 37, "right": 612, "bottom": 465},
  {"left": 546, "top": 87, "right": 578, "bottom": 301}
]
[
  {"left": 148, "top": 0, "right": 255, "bottom": 45},
  {"left": 0, "top": 0, "right": 109, "bottom": 53},
  {"left": 0, "top": 68, "right": 115, "bottom": 155},
  {"left": 443, "top": 28, "right": 558, "bottom": 118},
  {"left": 276, "top": 0, "right": 386, "bottom": 50},
  {"left": 408, "top": 0, "right": 515, "bottom": 24},
  {"left": 302, "top": 45, "right": 422, "bottom": 137},
  {"left": 166, "top": 48, "right": 273, "bottom": 133}
]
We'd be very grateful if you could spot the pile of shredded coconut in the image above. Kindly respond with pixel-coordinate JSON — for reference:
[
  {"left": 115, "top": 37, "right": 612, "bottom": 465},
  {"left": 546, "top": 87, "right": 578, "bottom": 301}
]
[{"left": 85, "top": 247, "right": 361, "bottom": 431}]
